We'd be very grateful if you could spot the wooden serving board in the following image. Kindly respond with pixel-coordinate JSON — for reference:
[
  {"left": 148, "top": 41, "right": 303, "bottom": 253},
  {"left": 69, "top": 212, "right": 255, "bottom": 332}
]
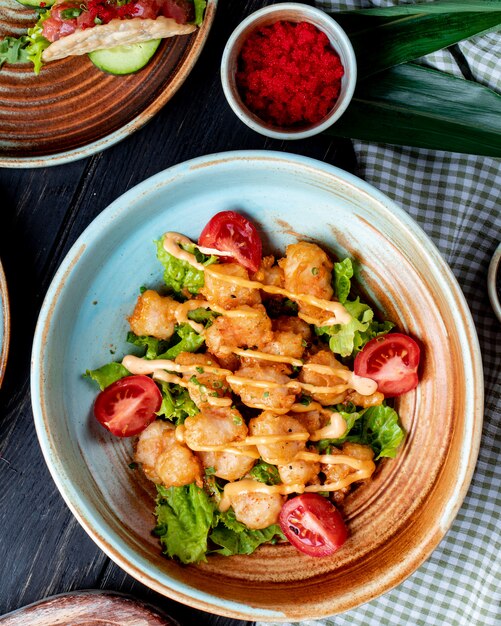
[{"left": 0, "top": 590, "right": 179, "bottom": 625}]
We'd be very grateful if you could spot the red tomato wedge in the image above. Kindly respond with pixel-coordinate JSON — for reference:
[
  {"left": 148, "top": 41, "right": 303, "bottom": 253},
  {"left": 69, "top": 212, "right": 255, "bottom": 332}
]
[
  {"left": 198, "top": 211, "right": 262, "bottom": 273},
  {"left": 279, "top": 493, "right": 348, "bottom": 557},
  {"left": 93, "top": 375, "right": 162, "bottom": 437},
  {"left": 354, "top": 333, "right": 421, "bottom": 397}
]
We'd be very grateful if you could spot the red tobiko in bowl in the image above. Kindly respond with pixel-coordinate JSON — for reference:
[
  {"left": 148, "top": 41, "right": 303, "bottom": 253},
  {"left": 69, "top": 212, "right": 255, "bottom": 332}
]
[{"left": 221, "top": 3, "right": 357, "bottom": 140}]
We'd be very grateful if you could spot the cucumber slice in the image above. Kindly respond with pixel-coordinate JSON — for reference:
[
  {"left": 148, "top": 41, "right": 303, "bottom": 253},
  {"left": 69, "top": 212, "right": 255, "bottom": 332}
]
[
  {"left": 88, "top": 39, "right": 161, "bottom": 75},
  {"left": 16, "top": 0, "right": 55, "bottom": 7}
]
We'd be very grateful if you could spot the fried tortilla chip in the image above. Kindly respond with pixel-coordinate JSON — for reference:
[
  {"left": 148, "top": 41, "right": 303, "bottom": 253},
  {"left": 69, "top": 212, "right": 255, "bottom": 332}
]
[{"left": 42, "top": 17, "right": 196, "bottom": 62}]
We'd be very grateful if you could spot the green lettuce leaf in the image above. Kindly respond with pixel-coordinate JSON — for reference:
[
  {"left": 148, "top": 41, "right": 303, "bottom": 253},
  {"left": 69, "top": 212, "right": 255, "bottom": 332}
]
[
  {"left": 26, "top": 12, "right": 51, "bottom": 75},
  {"left": 153, "top": 483, "right": 215, "bottom": 564},
  {"left": 192, "top": 0, "right": 206, "bottom": 25},
  {"left": 126, "top": 331, "right": 167, "bottom": 360},
  {"left": 0, "top": 36, "right": 30, "bottom": 68},
  {"left": 127, "top": 322, "right": 204, "bottom": 362},
  {"left": 317, "top": 404, "right": 405, "bottom": 460},
  {"left": 156, "top": 239, "right": 216, "bottom": 296},
  {"left": 360, "top": 405, "right": 405, "bottom": 459},
  {"left": 333, "top": 258, "right": 354, "bottom": 304},
  {"left": 210, "top": 508, "right": 285, "bottom": 556},
  {"left": 249, "top": 461, "right": 282, "bottom": 485},
  {"left": 316, "top": 408, "right": 364, "bottom": 452},
  {"left": 316, "top": 297, "right": 393, "bottom": 357},
  {"left": 156, "top": 380, "right": 198, "bottom": 424},
  {"left": 84, "top": 362, "right": 130, "bottom": 390},
  {"left": 156, "top": 323, "right": 205, "bottom": 359}
]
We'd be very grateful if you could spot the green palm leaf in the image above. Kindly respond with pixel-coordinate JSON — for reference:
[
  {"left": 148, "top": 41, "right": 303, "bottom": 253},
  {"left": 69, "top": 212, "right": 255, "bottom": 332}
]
[
  {"left": 320, "top": 1, "right": 501, "bottom": 154},
  {"left": 338, "top": 0, "right": 501, "bottom": 15},
  {"left": 325, "top": 64, "right": 501, "bottom": 157},
  {"left": 340, "top": 11, "right": 501, "bottom": 79}
]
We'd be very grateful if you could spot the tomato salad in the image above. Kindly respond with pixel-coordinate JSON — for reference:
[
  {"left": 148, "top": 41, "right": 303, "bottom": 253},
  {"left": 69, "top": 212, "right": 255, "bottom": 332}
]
[
  {"left": 87, "top": 211, "right": 420, "bottom": 562},
  {"left": 2, "top": 0, "right": 205, "bottom": 75}
]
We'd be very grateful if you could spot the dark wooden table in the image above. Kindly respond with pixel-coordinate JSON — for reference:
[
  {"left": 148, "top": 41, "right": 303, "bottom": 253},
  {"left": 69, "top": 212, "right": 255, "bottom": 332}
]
[{"left": 0, "top": 1, "right": 355, "bottom": 623}]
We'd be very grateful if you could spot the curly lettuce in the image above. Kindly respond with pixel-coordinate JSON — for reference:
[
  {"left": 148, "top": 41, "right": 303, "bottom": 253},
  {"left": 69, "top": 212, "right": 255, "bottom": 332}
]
[
  {"left": 0, "top": 36, "right": 30, "bottom": 68},
  {"left": 153, "top": 483, "right": 285, "bottom": 563},
  {"left": 156, "top": 380, "right": 198, "bottom": 424},
  {"left": 317, "top": 404, "right": 405, "bottom": 460},
  {"left": 26, "top": 12, "right": 51, "bottom": 75},
  {"left": 127, "top": 322, "right": 204, "bottom": 361},
  {"left": 210, "top": 508, "right": 285, "bottom": 557},
  {"left": 0, "top": 10, "right": 50, "bottom": 75},
  {"left": 84, "top": 362, "right": 130, "bottom": 390},
  {"left": 157, "top": 323, "right": 205, "bottom": 359},
  {"left": 316, "top": 297, "right": 393, "bottom": 357},
  {"left": 156, "top": 238, "right": 216, "bottom": 296},
  {"left": 333, "top": 257, "right": 354, "bottom": 304},
  {"left": 318, "top": 258, "right": 394, "bottom": 357},
  {"left": 154, "top": 484, "right": 215, "bottom": 564}
]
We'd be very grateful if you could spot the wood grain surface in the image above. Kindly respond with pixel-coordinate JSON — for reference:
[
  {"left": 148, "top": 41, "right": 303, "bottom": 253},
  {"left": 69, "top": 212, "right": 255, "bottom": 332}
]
[
  {"left": 0, "top": 1, "right": 354, "bottom": 624},
  {"left": 0, "top": 0, "right": 216, "bottom": 162},
  {"left": 0, "top": 591, "right": 178, "bottom": 625}
]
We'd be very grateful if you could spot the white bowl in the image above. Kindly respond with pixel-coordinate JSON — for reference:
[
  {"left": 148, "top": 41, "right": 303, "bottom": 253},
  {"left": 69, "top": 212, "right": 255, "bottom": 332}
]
[
  {"left": 488, "top": 243, "right": 501, "bottom": 323},
  {"left": 221, "top": 3, "right": 357, "bottom": 140}
]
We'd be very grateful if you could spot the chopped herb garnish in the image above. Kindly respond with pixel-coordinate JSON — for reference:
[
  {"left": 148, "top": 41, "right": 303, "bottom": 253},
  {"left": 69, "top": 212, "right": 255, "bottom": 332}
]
[
  {"left": 250, "top": 461, "right": 281, "bottom": 485},
  {"left": 263, "top": 391, "right": 270, "bottom": 398},
  {"left": 128, "top": 462, "right": 138, "bottom": 470},
  {"left": 195, "top": 366, "right": 204, "bottom": 374},
  {"left": 299, "top": 395, "right": 312, "bottom": 406},
  {"left": 61, "top": 7, "right": 83, "bottom": 18},
  {"left": 312, "top": 267, "right": 319, "bottom": 275}
]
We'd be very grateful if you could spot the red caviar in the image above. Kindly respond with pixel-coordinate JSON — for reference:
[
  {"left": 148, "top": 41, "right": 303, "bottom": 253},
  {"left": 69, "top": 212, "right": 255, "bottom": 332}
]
[{"left": 236, "top": 21, "right": 345, "bottom": 128}]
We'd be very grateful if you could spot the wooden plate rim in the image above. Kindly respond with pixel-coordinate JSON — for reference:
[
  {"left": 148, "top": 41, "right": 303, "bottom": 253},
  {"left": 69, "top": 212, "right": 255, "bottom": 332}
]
[{"left": 0, "top": 0, "right": 217, "bottom": 169}]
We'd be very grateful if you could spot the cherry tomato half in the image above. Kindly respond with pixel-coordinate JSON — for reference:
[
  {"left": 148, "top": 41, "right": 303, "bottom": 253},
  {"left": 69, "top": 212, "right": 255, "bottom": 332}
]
[
  {"left": 354, "top": 332, "right": 421, "bottom": 397},
  {"left": 198, "top": 211, "right": 263, "bottom": 273},
  {"left": 279, "top": 493, "right": 349, "bottom": 557},
  {"left": 93, "top": 375, "right": 162, "bottom": 437}
]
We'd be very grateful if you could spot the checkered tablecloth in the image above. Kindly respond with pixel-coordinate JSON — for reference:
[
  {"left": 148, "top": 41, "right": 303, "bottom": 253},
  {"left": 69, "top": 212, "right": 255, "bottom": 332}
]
[{"left": 258, "top": 2, "right": 501, "bottom": 625}]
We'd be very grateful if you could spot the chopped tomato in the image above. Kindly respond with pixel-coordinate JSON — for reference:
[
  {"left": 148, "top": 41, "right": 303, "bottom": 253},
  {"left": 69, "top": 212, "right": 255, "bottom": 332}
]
[
  {"left": 198, "top": 211, "right": 263, "bottom": 273},
  {"left": 130, "top": 0, "right": 158, "bottom": 19},
  {"left": 45, "top": 0, "right": 193, "bottom": 42},
  {"left": 42, "top": 15, "right": 77, "bottom": 42},
  {"left": 159, "top": 0, "right": 195, "bottom": 22},
  {"left": 93, "top": 375, "right": 162, "bottom": 437},
  {"left": 354, "top": 332, "right": 421, "bottom": 397},
  {"left": 279, "top": 493, "right": 348, "bottom": 557}
]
